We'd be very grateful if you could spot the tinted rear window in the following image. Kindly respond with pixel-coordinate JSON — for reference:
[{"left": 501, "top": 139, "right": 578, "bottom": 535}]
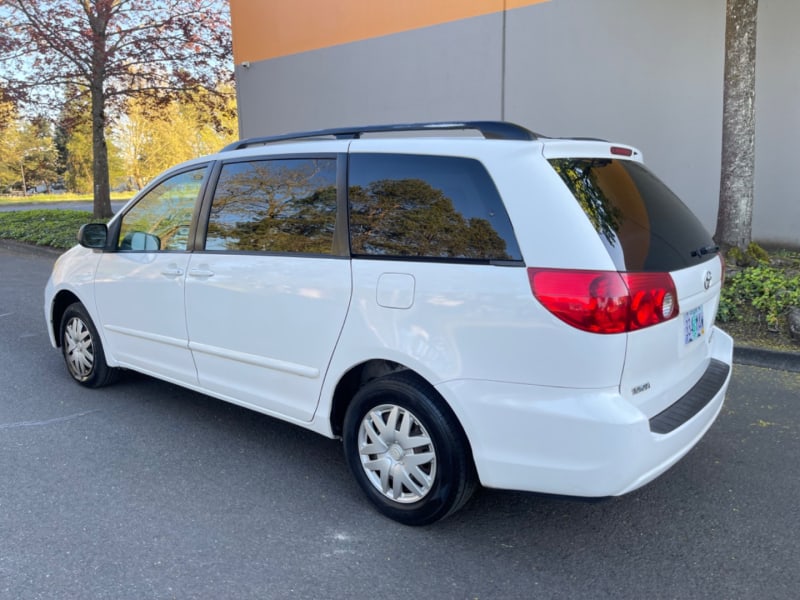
[
  {"left": 549, "top": 158, "right": 716, "bottom": 271},
  {"left": 348, "top": 153, "right": 522, "bottom": 262}
]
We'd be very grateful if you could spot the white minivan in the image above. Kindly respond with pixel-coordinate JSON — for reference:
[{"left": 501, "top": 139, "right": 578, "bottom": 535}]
[{"left": 45, "top": 122, "right": 733, "bottom": 525}]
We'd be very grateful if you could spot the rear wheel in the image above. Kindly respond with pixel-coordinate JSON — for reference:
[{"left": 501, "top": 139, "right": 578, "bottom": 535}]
[
  {"left": 343, "top": 372, "right": 477, "bottom": 525},
  {"left": 60, "top": 303, "right": 118, "bottom": 388}
]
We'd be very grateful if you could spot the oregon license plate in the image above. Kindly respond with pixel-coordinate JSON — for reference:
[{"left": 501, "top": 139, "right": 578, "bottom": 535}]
[{"left": 683, "top": 305, "right": 705, "bottom": 344}]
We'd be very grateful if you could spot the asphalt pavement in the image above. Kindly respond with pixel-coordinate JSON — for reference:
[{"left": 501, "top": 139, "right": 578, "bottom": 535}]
[{"left": 1, "top": 244, "right": 799, "bottom": 599}]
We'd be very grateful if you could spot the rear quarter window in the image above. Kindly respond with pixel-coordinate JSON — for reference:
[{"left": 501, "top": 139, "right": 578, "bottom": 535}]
[
  {"left": 348, "top": 153, "right": 522, "bottom": 262},
  {"left": 549, "top": 158, "right": 716, "bottom": 271}
]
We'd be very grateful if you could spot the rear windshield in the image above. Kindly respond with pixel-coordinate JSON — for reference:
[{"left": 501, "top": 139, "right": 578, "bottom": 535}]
[{"left": 549, "top": 158, "right": 716, "bottom": 272}]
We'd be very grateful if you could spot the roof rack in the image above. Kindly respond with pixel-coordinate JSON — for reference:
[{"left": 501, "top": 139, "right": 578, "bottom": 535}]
[
  {"left": 220, "top": 121, "right": 540, "bottom": 152},
  {"left": 564, "top": 136, "right": 610, "bottom": 142}
]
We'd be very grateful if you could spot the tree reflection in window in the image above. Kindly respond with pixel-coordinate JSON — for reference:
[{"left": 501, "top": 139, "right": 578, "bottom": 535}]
[
  {"left": 118, "top": 167, "right": 206, "bottom": 251},
  {"left": 348, "top": 154, "right": 520, "bottom": 261},
  {"left": 206, "top": 159, "right": 337, "bottom": 253},
  {"left": 549, "top": 159, "right": 624, "bottom": 247},
  {"left": 349, "top": 178, "right": 511, "bottom": 260}
]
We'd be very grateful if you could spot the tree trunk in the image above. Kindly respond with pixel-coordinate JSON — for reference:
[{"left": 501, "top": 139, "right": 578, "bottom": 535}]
[
  {"left": 20, "top": 162, "right": 27, "bottom": 197},
  {"left": 91, "top": 81, "right": 113, "bottom": 219},
  {"left": 715, "top": 0, "right": 758, "bottom": 252},
  {"left": 89, "top": 4, "right": 113, "bottom": 220}
]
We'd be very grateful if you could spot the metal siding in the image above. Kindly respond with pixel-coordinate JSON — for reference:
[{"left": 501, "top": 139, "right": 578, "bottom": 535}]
[
  {"left": 235, "top": 14, "right": 505, "bottom": 137},
  {"left": 753, "top": 0, "right": 800, "bottom": 246}
]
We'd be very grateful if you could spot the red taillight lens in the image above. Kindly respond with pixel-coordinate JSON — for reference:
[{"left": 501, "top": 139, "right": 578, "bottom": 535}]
[
  {"left": 527, "top": 268, "right": 679, "bottom": 334},
  {"left": 622, "top": 272, "right": 678, "bottom": 330}
]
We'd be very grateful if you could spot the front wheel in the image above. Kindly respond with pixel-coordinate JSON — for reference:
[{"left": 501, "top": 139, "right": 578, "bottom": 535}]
[
  {"left": 343, "top": 372, "right": 477, "bottom": 525},
  {"left": 60, "top": 302, "right": 118, "bottom": 388}
]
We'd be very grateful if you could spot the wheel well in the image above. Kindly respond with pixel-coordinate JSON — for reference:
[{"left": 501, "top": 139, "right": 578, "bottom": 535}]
[
  {"left": 329, "top": 360, "right": 405, "bottom": 437},
  {"left": 50, "top": 291, "right": 81, "bottom": 347},
  {"left": 328, "top": 360, "right": 467, "bottom": 443}
]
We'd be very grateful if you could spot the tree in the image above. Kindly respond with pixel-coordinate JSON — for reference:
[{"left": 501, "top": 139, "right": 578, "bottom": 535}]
[
  {"left": 0, "top": 0, "right": 232, "bottom": 217},
  {"left": 0, "top": 116, "right": 59, "bottom": 194},
  {"left": 0, "top": 98, "right": 18, "bottom": 188},
  {"left": 715, "top": 0, "right": 758, "bottom": 252},
  {"left": 0, "top": 86, "right": 15, "bottom": 130},
  {"left": 112, "top": 86, "right": 237, "bottom": 190}
]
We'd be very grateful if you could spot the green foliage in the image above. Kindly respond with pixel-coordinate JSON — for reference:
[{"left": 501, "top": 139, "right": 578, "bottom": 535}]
[
  {"left": 0, "top": 192, "right": 131, "bottom": 205},
  {"left": 0, "top": 117, "right": 60, "bottom": 192},
  {"left": 726, "top": 246, "right": 745, "bottom": 265},
  {"left": 726, "top": 241, "right": 770, "bottom": 266},
  {"left": 746, "top": 242, "right": 770, "bottom": 264},
  {"left": 64, "top": 120, "right": 93, "bottom": 193},
  {"left": 0, "top": 209, "right": 98, "bottom": 249},
  {"left": 113, "top": 88, "right": 238, "bottom": 190},
  {"left": 719, "top": 264, "right": 800, "bottom": 330}
]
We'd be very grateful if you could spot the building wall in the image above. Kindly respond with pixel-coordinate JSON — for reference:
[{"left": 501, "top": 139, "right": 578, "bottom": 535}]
[
  {"left": 753, "top": 0, "right": 800, "bottom": 248},
  {"left": 230, "top": 0, "right": 799, "bottom": 247}
]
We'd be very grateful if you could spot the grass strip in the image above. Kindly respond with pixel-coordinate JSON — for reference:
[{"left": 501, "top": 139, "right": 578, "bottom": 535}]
[{"left": 0, "top": 209, "right": 98, "bottom": 249}]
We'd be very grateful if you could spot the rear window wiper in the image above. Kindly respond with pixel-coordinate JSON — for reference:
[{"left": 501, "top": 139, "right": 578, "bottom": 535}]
[{"left": 691, "top": 244, "right": 720, "bottom": 257}]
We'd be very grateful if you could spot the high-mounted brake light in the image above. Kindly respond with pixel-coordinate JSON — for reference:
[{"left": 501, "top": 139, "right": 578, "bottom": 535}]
[
  {"left": 610, "top": 146, "right": 633, "bottom": 157},
  {"left": 527, "top": 268, "right": 679, "bottom": 334}
]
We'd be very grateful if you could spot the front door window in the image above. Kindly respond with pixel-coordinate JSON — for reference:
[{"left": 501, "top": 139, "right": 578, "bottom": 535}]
[{"left": 118, "top": 167, "right": 206, "bottom": 252}]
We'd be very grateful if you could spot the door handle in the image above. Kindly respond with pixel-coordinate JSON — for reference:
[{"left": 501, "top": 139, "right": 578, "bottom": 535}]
[
  {"left": 188, "top": 268, "right": 215, "bottom": 278},
  {"left": 161, "top": 265, "right": 184, "bottom": 277}
]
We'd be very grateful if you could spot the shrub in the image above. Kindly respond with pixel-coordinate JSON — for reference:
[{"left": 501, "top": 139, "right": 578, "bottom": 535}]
[
  {"left": 0, "top": 209, "right": 97, "bottom": 249},
  {"left": 719, "top": 264, "right": 800, "bottom": 330}
]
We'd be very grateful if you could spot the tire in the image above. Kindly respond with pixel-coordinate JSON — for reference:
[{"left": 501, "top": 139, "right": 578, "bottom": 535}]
[
  {"left": 343, "top": 372, "right": 478, "bottom": 525},
  {"left": 59, "top": 302, "right": 118, "bottom": 388}
]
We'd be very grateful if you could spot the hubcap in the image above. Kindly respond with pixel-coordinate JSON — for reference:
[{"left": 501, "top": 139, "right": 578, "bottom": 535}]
[
  {"left": 64, "top": 317, "right": 94, "bottom": 380},
  {"left": 357, "top": 404, "right": 437, "bottom": 503}
]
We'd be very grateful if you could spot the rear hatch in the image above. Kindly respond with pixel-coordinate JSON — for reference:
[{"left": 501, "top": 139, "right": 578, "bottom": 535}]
[{"left": 545, "top": 149, "right": 724, "bottom": 418}]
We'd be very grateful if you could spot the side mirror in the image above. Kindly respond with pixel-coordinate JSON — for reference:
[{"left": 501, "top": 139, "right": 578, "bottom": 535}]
[{"left": 77, "top": 223, "right": 108, "bottom": 249}]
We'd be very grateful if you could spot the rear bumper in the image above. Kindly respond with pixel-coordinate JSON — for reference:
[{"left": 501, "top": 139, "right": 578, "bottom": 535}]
[{"left": 437, "top": 326, "right": 734, "bottom": 497}]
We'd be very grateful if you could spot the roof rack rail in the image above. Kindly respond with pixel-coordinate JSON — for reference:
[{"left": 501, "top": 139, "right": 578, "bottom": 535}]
[
  {"left": 562, "top": 136, "right": 610, "bottom": 142},
  {"left": 220, "top": 121, "right": 540, "bottom": 152}
]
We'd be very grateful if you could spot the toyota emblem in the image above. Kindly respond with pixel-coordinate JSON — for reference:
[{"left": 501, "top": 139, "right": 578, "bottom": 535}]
[{"left": 704, "top": 271, "right": 713, "bottom": 290}]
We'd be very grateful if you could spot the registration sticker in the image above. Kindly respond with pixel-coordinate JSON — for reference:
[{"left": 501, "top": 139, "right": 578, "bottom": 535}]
[{"left": 683, "top": 305, "right": 705, "bottom": 344}]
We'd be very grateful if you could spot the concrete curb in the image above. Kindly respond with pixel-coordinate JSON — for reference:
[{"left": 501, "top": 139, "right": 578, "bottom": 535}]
[{"left": 733, "top": 346, "right": 800, "bottom": 373}]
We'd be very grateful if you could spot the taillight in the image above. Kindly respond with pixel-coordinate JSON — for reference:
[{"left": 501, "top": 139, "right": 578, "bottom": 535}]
[{"left": 527, "top": 268, "right": 679, "bottom": 334}]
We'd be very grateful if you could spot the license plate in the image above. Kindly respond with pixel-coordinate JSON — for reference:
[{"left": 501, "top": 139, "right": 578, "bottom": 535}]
[{"left": 683, "top": 305, "right": 705, "bottom": 344}]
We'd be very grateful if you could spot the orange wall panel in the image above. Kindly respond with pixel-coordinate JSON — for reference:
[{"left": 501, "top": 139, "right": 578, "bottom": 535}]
[{"left": 230, "top": 0, "right": 549, "bottom": 64}]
